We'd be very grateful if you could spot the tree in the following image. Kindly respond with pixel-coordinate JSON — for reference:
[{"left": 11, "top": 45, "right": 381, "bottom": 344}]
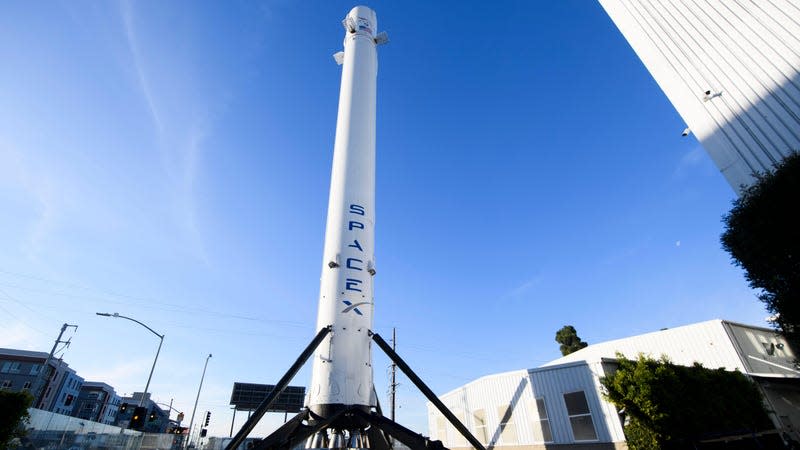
[
  {"left": 0, "top": 390, "right": 33, "bottom": 448},
  {"left": 721, "top": 152, "right": 800, "bottom": 352},
  {"left": 600, "top": 353, "right": 773, "bottom": 450},
  {"left": 555, "top": 325, "right": 588, "bottom": 356}
]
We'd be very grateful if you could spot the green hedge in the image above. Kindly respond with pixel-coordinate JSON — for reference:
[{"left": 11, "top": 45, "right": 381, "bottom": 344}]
[{"left": 600, "top": 354, "right": 773, "bottom": 450}]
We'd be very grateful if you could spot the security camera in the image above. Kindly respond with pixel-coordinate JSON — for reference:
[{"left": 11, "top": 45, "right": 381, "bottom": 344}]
[{"left": 703, "top": 90, "right": 722, "bottom": 102}]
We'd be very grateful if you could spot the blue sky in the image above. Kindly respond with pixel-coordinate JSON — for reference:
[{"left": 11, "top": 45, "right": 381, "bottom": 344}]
[{"left": 0, "top": 0, "right": 767, "bottom": 437}]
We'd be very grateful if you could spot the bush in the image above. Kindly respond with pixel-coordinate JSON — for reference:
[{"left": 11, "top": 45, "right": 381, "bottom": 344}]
[
  {"left": 600, "top": 354, "right": 773, "bottom": 450},
  {"left": 0, "top": 390, "right": 33, "bottom": 448}
]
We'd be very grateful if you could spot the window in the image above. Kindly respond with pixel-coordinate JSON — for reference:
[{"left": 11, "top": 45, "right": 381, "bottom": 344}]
[
  {"left": 527, "top": 397, "right": 553, "bottom": 443},
  {"left": 472, "top": 409, "right": 488, "bottom": 444},
  {"left": 563, "top": 391, "right": 598, "bottom": 441},
  {"left": 450, "top": 412, "right": 468, "bottom": 447},
  {"left": 1, "top": 380, "right": 12, "bottom": 389},
  {"left": 497, "top": 405, "right": 517, "bottom": 444},
  {"left": 1, "top": 362, "right": 21, "bottom": 373},
  {"left": 22, "top": 381, "right": 32, "bottom": 391},
  {"left": 436, "top": 416, "right": 447, "bottom": 441},
  {"left": 30, "top": 364, "right": 41, "bottom": 375}
]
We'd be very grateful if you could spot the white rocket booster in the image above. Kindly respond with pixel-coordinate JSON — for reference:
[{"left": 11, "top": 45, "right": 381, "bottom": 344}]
[{"left": 307, "top": 6, "right": 387, "bottom": 420}]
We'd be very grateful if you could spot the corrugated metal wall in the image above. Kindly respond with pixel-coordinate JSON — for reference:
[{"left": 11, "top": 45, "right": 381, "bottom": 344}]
[
  {"left": 528, "top": 362, "right": 625, "bottom": 444},
  {"left": 545, "top": 319, "right": 743, "bottom": 370},
  {"left": 429, "top": 365, "right": 626, "bottom": 447},
  {"left": 599, "top": 0, "right": 800, "bottom": 191},
  {"left": 429, "top": 321, "right": 800, "bottom": 448}
]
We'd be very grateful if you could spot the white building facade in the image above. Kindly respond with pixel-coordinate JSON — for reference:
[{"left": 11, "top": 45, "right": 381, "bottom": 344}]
[
  {"left": 598, "top": 0, "right": 800, "bottom": 192},
  {"left": 428, "top": 320, "right": 800, "bottom": 449}
]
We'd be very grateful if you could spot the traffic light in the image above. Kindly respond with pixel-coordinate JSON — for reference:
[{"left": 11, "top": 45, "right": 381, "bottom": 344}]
[
  {"left": 204, "top": 411, "right": 211, "bottom": 426},
  {"left": 64, "top": 394, "right": 74, "bottom": 406},
  {"left": 120, "top": 402, "right": 129, "bottom": 414},
  {"left": 129, "top": 406, "right": 147, "bottom": 430},
  {"left": 148, "top": 411, "right": 157, "bottom": 422}
]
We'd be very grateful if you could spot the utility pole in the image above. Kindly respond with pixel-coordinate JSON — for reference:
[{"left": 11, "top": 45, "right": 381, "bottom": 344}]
[{"left": 33, "top": 323, "right": 78, "bottom": 408}]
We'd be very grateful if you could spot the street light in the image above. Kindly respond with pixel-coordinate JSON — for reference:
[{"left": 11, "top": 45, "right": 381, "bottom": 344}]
[
  {"left": 186, "top": 353, "right": 212, "bottom": 450},
  {"left": 156, "top": 401, "right": 185, "bottom": 423},
  {"left": 96, "top": 312, "right": 164, "bottom": 407}
]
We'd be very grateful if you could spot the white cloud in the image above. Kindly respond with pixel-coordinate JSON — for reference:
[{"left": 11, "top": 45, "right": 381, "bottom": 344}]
[
  {"left": 0, "top": 143, "right": 67, "bottom": 259},
  {"left": 120, "top": 0, "right": 162, "bottom": 132},
  {"left": 0, "top": 322, "right": 44, "bottom": 349},
  {"left": 673, "top": 144, "right": 712, "bottom": 180},
  {"left": 508, "top": 274, "right": 543, "bottom": 299},
  {"left": 82, "top": 357, "right": 153, "bottom": 388},
  {"left": 118, "top": 1, "right": 212, "bottom": 262}
]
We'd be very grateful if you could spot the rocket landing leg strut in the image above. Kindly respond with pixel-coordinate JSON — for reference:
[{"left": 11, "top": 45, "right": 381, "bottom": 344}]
[{"left": 224, "top": 330, "right": 486, "bottom": 450}]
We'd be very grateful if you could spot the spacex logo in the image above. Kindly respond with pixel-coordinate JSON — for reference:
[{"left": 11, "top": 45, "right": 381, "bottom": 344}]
[
  {"left": 340, "top": 203, "right": 373, "bottom": 315},
  {"left": 341, "top": 300, "right": 372, "bottom": 315}
]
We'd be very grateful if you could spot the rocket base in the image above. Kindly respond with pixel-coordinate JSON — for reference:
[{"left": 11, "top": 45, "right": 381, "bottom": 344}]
[
  {"left": 251, "top": 404, "right": 442, "bottom": 450},
  {"left": 224, "top": 329, "right": 485, "bottom": 450}
]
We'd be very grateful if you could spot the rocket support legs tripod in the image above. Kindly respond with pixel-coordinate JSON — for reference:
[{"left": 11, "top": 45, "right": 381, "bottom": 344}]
[{"left": 225, "top": 327, "right": 485, "bottom": 450}]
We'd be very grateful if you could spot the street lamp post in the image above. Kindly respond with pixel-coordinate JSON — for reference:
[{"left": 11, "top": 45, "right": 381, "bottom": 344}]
[
  {"left": 186, "top": 353, "right": 212, "bottom": 450},
  {"left": 156, "top": 400, "right": 185, "bottom": 423},
  {"left": 96, "top": 312, "right": 164, "bottom": 407}
]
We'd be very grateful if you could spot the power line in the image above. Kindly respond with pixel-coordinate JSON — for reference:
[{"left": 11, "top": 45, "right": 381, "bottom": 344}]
[{"left": 0, "top": 270, "right": 308, "bottom": 328}]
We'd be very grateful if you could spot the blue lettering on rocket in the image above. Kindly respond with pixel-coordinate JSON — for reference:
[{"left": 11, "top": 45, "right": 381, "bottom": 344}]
[
  {"left": 340, "top": 204, "right": 368, "bottom": 312},
  {"left": 346, "top": 278, "right": 363, "bottom": 292}
]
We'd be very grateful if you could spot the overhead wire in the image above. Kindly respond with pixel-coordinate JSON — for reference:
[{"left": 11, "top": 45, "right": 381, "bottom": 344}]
[{"left": 0, "top": 268, "right": 309, "bottom": 329}]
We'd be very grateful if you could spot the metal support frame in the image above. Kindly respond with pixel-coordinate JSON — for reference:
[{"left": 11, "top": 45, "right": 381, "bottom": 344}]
[
  {"left": 371, "top": 332, "right": 487, "bottom": 450},
  {"left": 226, "top": 326, "right": 483, "bottom": 450},
  {"left": 225, "top": 326, "right": 331, "bottom": 450}
]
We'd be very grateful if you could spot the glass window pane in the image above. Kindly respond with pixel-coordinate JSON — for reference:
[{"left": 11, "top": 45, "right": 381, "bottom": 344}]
[
  {"left": 497, "top": 405, "right": 512, "bottom": 424},
  {"left": 541, "top": 420, "right": 553, "bottom": 442},
  {"left": 451, "top": 412, "right": 467, "bottom": 446},
  {"left": 473, "top": 409, "right": 487, "bottom": 444},
  {"left": 497, "top": 405, "right": 517, "bottom": 444},
  {"left": 536, "top": 398, "right": 548, "bottom": 419},
  {"left": 570, "top": 416, "right": 598, "bottom": 441},
  {"left": 500, "top": 422, "right": 517, "bottom": 444},
  {"left": 436, "top": 416, "right": 446, "bottom": 441},
  {"left": 564, "top": 391, "right": 590, "bottom": 415}
]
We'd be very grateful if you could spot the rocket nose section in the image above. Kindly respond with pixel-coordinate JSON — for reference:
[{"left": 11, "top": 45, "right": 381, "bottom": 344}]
[{"left": 343, "top": 5, "right": 378, "bottom": 38}]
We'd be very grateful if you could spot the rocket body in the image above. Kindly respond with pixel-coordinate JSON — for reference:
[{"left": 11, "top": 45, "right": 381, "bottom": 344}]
[{"left": 307, "top": 6, "right": 384, "bottom": 420}]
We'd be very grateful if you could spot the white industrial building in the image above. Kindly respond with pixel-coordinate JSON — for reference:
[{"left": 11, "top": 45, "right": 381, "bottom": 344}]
[
  {"left": 428, "top": 319, "right": 800, "bottom": 450},
  {"left": 598, "top": 0, "right": 800, "bottom": 192}
]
